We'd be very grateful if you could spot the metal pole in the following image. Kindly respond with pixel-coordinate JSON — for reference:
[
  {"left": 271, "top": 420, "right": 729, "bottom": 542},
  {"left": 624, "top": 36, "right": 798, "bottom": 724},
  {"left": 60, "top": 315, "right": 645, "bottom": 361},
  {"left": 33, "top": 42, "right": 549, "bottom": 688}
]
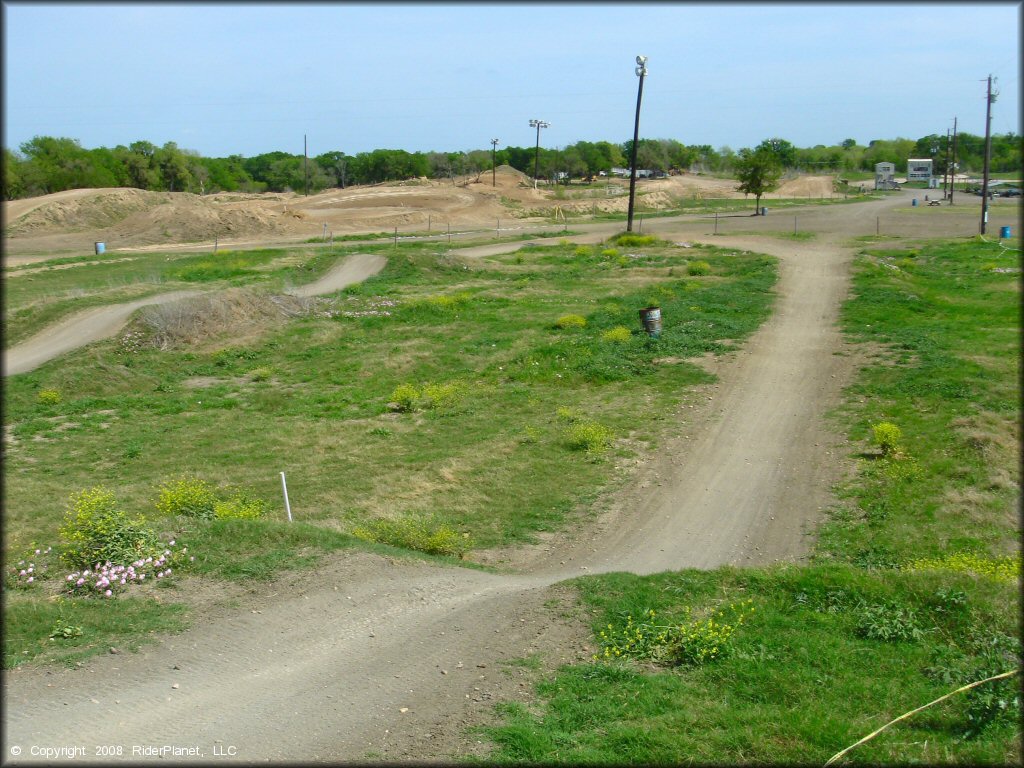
[
  {"left": 980, "top": 76, "right": 994, "bottom": 234},
  {"left": 942, "top": 127, "right": 951, "bottom": 198},
  {"left": 304, "top": 134, "right": 309, "bottom": 197},
  {"left": 626, "top": 56, "right": 648, "bottom": 232},
  {"left": 280, "top": 472, "right": 292, "bottom": 522},
  {"left": 491, "top": 138, "right": 498, "bottom": 187},
  {"left": 949, "top": 117, "right": 958, "bottom": 206}
]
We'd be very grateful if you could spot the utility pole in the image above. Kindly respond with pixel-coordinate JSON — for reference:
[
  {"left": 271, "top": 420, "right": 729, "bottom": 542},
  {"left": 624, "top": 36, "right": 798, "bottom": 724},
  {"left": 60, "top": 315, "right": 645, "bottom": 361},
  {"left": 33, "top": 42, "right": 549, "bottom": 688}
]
[
  {"left": 529, "top": 119, "right": 549, "bottom": 190},
  {"left": 626, "top": 55, "right": 648, "bottom": 233},
  {"left": 942, "top": 127, "right": 951, "bottom": 198},
  {"left": 949, "top": 117, "right": 957, "bottom": 205},
  {"left": 304, "top": 134, "right": 309, "bottom": 197},
  {"left": 491, "top": 138, "right": 499, "bottom": 187},
  {"left": 980, "top": 76, "right": 996, "bottom": 234}
]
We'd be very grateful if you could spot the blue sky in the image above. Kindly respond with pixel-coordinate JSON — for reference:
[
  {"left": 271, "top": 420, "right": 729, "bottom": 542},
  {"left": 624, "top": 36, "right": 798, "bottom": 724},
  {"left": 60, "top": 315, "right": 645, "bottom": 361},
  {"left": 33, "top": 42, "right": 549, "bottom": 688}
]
[{"left": 3, "top": 2, "right": 1020, "bottom": 158}]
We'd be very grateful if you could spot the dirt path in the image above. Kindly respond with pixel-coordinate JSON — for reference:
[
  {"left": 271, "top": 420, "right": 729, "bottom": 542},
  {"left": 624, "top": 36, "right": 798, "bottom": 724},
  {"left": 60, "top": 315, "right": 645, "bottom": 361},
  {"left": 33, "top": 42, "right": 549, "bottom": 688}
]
[
  {"left": 2, "top": 254, "right": 386, "bottom": 376},
  {"left": 0, "top": 193, "right": 936, "bottom": 762}
]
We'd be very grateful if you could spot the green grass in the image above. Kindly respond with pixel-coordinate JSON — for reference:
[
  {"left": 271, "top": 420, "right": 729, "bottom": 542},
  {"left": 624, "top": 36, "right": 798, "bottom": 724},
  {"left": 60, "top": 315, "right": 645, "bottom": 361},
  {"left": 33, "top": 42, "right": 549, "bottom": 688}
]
[
  {"left": 4, "top": 594, "right": 189, "bottom": 669},
  {"left": 3, "top": 236, "right": 776, "bottom": 666},
  {"left": 482, "top": 236, "right": 1021, "bottom": 764}
]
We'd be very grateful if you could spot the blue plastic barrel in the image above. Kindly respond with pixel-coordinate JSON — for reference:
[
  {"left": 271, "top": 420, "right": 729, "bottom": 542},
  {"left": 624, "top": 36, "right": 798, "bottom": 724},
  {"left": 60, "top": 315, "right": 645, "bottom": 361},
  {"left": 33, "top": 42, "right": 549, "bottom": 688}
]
[
  {"left": 911, "top": 198, "right": 918, "bottom": 207},
  {"left": 1000, "top": 226, "right": 1012, "bottom": 239},
  {"left": 760, "top": 207, "right": 767, "bottom": 216},
  {"left": 95, "top": 242, "right": 105, "bottom": 255}
]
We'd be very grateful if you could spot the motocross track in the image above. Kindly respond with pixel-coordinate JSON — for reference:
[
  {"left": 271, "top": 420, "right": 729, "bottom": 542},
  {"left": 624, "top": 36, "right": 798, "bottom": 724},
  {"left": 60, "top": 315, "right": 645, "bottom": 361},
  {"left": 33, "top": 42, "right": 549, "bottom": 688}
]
[{"left": 3, "top": 189, "right": 1017, "bottom": 762}]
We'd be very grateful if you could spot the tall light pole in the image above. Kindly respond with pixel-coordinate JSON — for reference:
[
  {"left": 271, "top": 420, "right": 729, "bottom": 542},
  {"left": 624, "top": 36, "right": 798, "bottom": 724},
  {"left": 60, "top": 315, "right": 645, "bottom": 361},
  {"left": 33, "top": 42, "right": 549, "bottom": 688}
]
[
  {"left": 529, "top": 119, "right": 549, "bottom": 189},
  {"left": 491, "top": 138, "right": 499, "bottom": 187},
  {"left": 626, "top": 55, "right": 648, "bottom": 233}
]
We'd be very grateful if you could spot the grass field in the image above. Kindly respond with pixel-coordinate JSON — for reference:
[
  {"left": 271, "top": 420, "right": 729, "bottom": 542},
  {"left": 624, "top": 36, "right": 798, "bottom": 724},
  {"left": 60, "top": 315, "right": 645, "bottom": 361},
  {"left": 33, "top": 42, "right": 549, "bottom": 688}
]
[
  {"left": 482, "top": 236, "right": 1021, "bottom": 764},
  {"left": 3, "top": 233, "right": 776, "bottom": 667}
]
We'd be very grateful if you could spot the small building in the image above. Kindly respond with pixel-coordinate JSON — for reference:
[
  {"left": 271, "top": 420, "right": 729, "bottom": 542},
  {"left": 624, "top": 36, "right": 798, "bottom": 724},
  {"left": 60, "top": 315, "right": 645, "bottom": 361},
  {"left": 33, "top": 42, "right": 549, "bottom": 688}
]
[
  {"left": 907, "top": 158, "right": 933, "bottom": 185},
  {"left": 875, "top": 162, "right": 897, "bottom": 190}
]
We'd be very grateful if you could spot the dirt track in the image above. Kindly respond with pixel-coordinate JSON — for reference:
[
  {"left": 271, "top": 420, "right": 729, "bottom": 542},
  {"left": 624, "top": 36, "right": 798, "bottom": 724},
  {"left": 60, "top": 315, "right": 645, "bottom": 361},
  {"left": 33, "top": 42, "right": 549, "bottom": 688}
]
[
  {"left": 2, "top": 254, "right": 386, "bottom": 376},
  {"left": 2, "top": 191, "right": 1018, "bottom": 762}
]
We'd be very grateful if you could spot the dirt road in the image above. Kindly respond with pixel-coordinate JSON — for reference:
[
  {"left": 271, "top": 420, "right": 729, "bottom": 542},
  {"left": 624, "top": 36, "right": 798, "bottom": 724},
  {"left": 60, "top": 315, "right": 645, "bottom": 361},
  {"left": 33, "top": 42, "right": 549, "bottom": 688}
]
[{"left": 0, "top": 192, "right": 991, "bottom": 761}]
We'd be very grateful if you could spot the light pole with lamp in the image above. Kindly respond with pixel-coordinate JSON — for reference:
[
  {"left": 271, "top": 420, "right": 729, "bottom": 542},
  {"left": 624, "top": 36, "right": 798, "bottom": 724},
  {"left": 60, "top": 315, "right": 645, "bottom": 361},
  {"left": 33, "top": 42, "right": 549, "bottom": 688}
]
[
  {"left": 491, "top": 138, "right": 499, "bottom": 187},
  {"left": 529, "top": 119, "right": 549, "bottom": 189},
  {"left": 626, "top": 56, "right": 648, "bottom": 232}
]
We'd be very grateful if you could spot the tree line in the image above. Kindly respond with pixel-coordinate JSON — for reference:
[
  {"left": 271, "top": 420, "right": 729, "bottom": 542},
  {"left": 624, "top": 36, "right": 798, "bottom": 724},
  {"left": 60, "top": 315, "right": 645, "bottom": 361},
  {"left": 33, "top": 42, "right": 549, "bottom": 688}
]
[{"left": 3, "top": 132, "right": 1020, "bottom": 200}]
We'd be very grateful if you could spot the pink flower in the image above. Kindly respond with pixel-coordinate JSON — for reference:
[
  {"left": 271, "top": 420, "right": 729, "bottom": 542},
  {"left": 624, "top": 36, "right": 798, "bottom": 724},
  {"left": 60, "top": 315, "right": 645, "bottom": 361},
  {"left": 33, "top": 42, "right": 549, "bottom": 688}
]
[
  {"left": 76, "top": 578, "right": 85, "bottom": 586},
  {"left": 169, "top": 540, "right": 175, "bottom": 546},
  {"left": 27, "top": 577, "right": 34, "bottom": 583},
  {"left": 105, "top": 590, "right": 112, "bottom": 597}
]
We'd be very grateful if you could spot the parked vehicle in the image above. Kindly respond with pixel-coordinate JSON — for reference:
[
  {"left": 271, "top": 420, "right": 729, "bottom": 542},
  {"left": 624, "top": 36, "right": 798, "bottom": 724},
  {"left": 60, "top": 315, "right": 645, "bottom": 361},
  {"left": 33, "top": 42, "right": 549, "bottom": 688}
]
[{"left": 998, "top": 187, "right": 1021, "bottom": 197}]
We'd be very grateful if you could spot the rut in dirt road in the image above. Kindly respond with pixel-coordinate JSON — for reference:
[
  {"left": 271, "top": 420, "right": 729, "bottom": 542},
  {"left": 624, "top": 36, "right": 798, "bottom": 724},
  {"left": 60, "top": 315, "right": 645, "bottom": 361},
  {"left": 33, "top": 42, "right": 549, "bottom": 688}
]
[{"left": 3, "top": 197, "right": 916, "bottom": 762}]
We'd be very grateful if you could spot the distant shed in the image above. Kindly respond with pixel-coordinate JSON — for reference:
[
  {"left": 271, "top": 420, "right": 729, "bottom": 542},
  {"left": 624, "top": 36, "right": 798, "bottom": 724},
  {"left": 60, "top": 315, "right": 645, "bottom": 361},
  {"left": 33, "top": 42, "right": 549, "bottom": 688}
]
[{"left": 875, "top": 162, "right": 897, "bottom": 190}]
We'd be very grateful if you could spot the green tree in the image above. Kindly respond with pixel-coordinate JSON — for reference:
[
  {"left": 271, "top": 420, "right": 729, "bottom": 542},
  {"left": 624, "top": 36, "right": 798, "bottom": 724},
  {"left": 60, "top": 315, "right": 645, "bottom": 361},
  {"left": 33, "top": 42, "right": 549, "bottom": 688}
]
[
  {"left": 755, "top": 137, "right": 797, "bottom": 168},
  {"left": 734, "top": 147, "right": 782, "bottom": 213}
]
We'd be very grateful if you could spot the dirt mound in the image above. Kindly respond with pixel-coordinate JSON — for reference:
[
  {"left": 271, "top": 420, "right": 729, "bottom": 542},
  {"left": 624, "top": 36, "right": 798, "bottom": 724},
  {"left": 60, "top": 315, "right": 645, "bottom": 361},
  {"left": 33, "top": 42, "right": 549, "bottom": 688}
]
[
  {"left": 1, "top": 172, "right": 840, "bottom": 259},
  {"left": 4, "top": 188, "right": 163, "bottom": 234},
  {"left": 776, "top": 175, "right": 835, "bottom": 198}
]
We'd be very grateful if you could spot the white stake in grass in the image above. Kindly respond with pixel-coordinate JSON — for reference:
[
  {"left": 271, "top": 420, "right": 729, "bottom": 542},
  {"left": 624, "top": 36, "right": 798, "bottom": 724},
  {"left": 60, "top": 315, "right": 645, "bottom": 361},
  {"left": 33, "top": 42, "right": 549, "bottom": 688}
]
[{"left": 280, "top": 472, "right": 292, "bottom": 522}]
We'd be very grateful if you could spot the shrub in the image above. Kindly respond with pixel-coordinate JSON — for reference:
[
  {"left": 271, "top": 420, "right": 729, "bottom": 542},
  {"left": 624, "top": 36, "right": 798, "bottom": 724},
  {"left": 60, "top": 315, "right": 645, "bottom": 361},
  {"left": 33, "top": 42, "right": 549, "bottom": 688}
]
[
  {"left": 854, "top": 600, "right": 925, "bottom": 643},
  {"left": 903, "top": 552, "right": 1020, "bottom": 584},
  {"left": 390, "top": 383, "right": 420, "bottom": 412},
  {"left": 663, "top": 600, "right": 756, "bottom": 666},
  {"left": 601, "top": 326, "right": 632, "bottom": 343},
  {"left": 564, "top": 420, "right": 614, "bottom": 454},
  {"left": 155, "top": 475, "right": 218, "bottom": 520},
  {"left": 595, "top": 601, "right": 756, "bottom": 666},
  {"left": 555, "top": 314, "right": 587, "bottom": 330},
  {"left": 601, "top": 248, "right": 619, "bottom": 258},
  {"left": 408, "top": 292, "right": 472, "bottom": 315},
  {"left": 871, "top": 421, "right": 903, "bottom": 456},
  {"left": 37, "top": 388, "right": 62, "bottom": 405},
  {"left": 59, "top": 487, "right": 161, "bottom": 568},
  {"left": 612, "top": 233, "right": 657, "bottom": 247},
  {"left": 687, "top": 260, "right": 712, "bottom": 276},
  {"left": 573, "top": 245, "right": 593, "bottom": 258},
  {"left": 248, "top": 366, "right": 273, "bottom": 382},
  {"left": 556, "top": 406, "right": 583, "bottom": 423},
  {"left": 214, "top": 491, "right": 268, "bottom": 520},
  {"left": 351, "top": 515, "right": 472, "bottom": 558},
  {"left": 421, "top": 381, "right": 464, "bottom": 410}
]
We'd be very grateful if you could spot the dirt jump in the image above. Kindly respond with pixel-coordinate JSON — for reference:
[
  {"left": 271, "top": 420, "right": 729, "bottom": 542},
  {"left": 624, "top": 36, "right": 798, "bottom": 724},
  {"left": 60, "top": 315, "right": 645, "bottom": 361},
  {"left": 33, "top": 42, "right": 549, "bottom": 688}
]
[{"left": 2, "top": 187, "right": 1017, "bottom": 761}]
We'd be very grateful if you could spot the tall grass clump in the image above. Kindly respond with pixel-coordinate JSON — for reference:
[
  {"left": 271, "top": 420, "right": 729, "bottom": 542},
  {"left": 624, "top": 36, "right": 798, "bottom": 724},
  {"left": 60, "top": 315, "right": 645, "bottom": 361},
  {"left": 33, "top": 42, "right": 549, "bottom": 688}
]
[
  {"left": 351, "top": 514, "right": 471, "bottom": 558},
  {"left": 554, "top": 314, "right": 587, "bottom": 330},
  {"left": 155, "top": 475, "right": 218, "bottom": 520}
]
